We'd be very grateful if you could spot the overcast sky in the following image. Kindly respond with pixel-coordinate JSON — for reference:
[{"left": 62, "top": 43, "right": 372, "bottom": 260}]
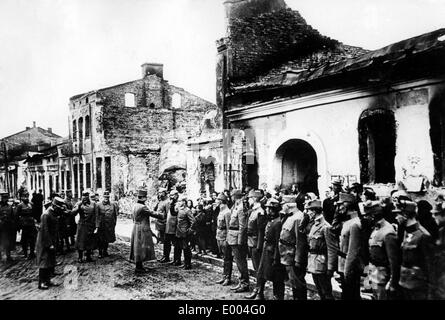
[{"left": 0, "top": 0, "right": 444, "bottom": 138}]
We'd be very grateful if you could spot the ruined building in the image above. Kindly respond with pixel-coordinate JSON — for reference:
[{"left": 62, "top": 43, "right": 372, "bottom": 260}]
[
  {"left": 214, "top": 0, "right": 445, "bottom": 200},
  {"left": 0, "top": 122, "right": 63, "bottom": 197},
  {"left": 67, "top": 63, "right": 216, "bottom": 199}
]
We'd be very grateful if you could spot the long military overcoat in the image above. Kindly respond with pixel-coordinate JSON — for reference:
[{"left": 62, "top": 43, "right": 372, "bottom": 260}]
[
  {"left": 96, "top": 200, "right": 118, "bottom": 244},
  {"left": 130, "top": 203, "right": 163, "bottom": 263},
  {"left": 36, "top": 207, "right": 57, "bottom": 268},
  {"left": 73, "top": 201, "right": 99, "bottom": 251}
]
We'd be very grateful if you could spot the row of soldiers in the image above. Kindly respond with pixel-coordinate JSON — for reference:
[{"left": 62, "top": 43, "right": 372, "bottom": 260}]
[
  {"left": 0, "top": 189, "right": 119, "bottom": 290},
  {"left": 207, "top": 181, "right": 445, "bottom": 300}
]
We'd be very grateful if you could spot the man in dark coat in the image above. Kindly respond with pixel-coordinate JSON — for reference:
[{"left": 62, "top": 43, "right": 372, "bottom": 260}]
[
  {"left": 96, "top": 190, "right": 118, "bottom": 258},
  {"left": 16, "top": 191, "right": 36, "bottom": 259},
  {"left": 31, "top": 189, "right": 44, "bottom": 223},
  {"left": 64, "top": 190, "right": 76, "bottom": 248},
  {"left": 322, "top": 179, "right": 344, "bottom": 225},
  {"left": 72, "top": 191, "right": 99, "bottom": 263},
  {"left": 129, "top": 189, "right": 163, "bottom": 273},
  {"left": 192, "top": 204, "right": 210, "bottom": 255},
  {"left": 0, "top": 192, "right": 15, "bottom": 262},
  {"left": 248, "top": 198, "right": 287, "bottom": 300},
  {"left": 36, "top": 197, "right": 65, "bottom": 290}
]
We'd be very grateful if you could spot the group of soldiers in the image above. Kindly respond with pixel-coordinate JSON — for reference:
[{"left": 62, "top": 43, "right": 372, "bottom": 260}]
[
  {"left": 201, "top": 180, "right": 445, "bottom": 300},
  {"left": 0, "top": 189, "right": 119, "bottom": 290}
]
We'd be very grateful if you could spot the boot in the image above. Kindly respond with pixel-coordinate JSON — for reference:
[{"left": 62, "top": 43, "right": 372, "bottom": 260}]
[
  {"left": 230, "top": 282, "right": 241, "bottom": 291},
  {"left": 215, "top": 278, "right": 226, "bottom": 285},
  {"left": 234, "top": 283, "right": 250, "bottom": 293},
  {"left": 77, "top": 250, "right": 84, "bottom": 263},
  {"left": 38, "top": 269, "right": 50, "bottom": 290},
  {"left": 85, "top": 251, "right": 94, "bottom": 262},
  {"left": 255, "top": 291, "right": 265, "bottom": 300},
  {"left": 245, "top": 287, "right": 259, "bottom": 299},
  {"left": 98, "top": 249, "right": 104, "bottom": 259},
  {"left": 222, "top": 278, "right": 232, "bottom": 286},
  {"left": 135, "top": 261, "right": 146, "bottom": 274},
  {"left": 22, "top": 245, "right": 28, "bottom": 258}
]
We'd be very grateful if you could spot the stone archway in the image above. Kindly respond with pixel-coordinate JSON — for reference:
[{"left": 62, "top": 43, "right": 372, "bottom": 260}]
[
  {"left": 268, "top": 129, "right": 328, "bottom": 197},
  {"left": 276, "top": 139, "right": 318, "bottom": 194}
]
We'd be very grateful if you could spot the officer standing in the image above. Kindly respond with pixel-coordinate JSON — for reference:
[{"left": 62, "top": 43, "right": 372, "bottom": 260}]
[
  {"left": 72, "top": 191, "right": 99, "bottom": 263},
  {"left": 155, "top": 188, "right": 168, "bottom": 247},
  {"left": 249, "top": 198, "right": 287, "bottom": 300},
  {"left": 165, "top": 190, "right": 181, "bottom": 265},
  {"left": 226, "top": 189, "right": 249, "bottom": 293},
  {"left": 365, "top": 201, "right": 400, "bottom": 300},
  {"left": 323, "top": 179, "right": 344, "bottom": 224},
  {"left": 397, "top": 200, "right": 433, "bottom": 300},
  {"left": 337, "top": 193, "right": 363, "bottom": 300},
  {"left": 0, "top": 192, "right": 15, "bottom": 262},
  {"left": 246, "top": 189, "right": 267, "bottom": 274},
  {"left": 215, "top": 193, "right": 233, "bottom": 286},
  {"left": 129, "top": 189, "right": 163, "bottom": 273},
  {"left": 307, "top": 199, "right": 337, "bottom": 300},
  {"left": 64, "top": 190, "right": 76, "bottom": 250},
  {"left": 96, "top": 190, "right": 118, "bottom": 258},
  {"left": 156, "top": 188, "right": 170, "bottom": 262},
  {"left": 175, "top": 196, "right": 195, "bottom": 269},
  {"left": 36, "top": 197, "right": 65, "bottom": 290},
  {"left": 16, "top": 191, "right": 36, "bottom": 259},
  {"left": 278, "top": 195, "right": 309, "bottom": 300}
]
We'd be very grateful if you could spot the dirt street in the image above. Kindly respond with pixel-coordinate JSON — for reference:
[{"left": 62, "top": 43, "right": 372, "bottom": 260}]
[{"left": 0, "top": 238, "right": 314, "bottom": 300}]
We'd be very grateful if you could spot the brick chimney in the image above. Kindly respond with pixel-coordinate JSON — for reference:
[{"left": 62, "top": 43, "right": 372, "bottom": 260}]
[
  {"left": 141, "top": 63, "right": 164, "bottom": 79},
  {"left": 33, "top": 121, "right": 36, "bottom": 128},
  {"left": 48, "top": 127, "right": 52, "bottom": 133}
]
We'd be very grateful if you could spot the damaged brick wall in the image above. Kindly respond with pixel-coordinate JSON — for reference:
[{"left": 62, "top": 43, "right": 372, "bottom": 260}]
[{"left": 227, "top": 8, "right": 340, "bottom": 85}]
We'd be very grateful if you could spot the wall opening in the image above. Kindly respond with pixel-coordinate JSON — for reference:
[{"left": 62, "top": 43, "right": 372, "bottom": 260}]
[
  {"left": 276, "top": 139, "right": 318, "bottom": 194},
  {"left": 105, "top": 156, "right": 111, "bottom": 191},
  {"left": 96, "top": 157, "right": 103, "bottom": 189},
  {"left": 79, "top": 163, "right": 84, "bottom": 192},
  {"left": 243, "top": 152, "right": 259, "bottom": 189},
  {"left": 358, "top": 109, "right": 396, "bottom": 184},
  {"left": 73, "top": 163, "right": 78, "bottom": 199},
  {"left": 125, "top": 93, "right": 135, "bottom": 107},
  {"left": 72, "top": 120, "right": 77, "bottom": 141},
  {"left": 85, "top": 115, "right": 90, "bottom": 138},
  {"left": 86, "top": 163, "right": 91, "bottom": 189},
  {"left": 172, "top": 93, "right": 181, "bottom": 109},
  {"left": 429, "top": 91, "right": 445, "bottom": 186},
  {"left": 200, "top": 156, "right": 216, "bottom": 197}
]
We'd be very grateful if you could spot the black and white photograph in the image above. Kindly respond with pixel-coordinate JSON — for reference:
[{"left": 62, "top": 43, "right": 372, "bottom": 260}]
[{"left": 0, "top": 0, "right": 445, "bottom": 306}]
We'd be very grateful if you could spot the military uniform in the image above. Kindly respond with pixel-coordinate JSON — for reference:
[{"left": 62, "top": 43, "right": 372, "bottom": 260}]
[
  {"left": 16, "top": 201, "right": 36, "bottom": 258},
  {"left": 368, "top": 219, "right": 400, "bottom": 300},
  {"left": 155, "top": 198, "right": 170, "bottom": 242},
  {"left": 247, "top": 203, "right": 267, "bottom": 272},
  {"left": 72, "top": 199, "right": 99, "bottom": 261},
  {"left": 36, "top": 206, "right": 58, "bottom": 288},
  {"left": 257, "top": 215, "right": 287, "bottom": 299},
  {"left": 279, "top": 201, "right": 308, "bottom": 300},
  {"left": 227, "top": 199, "right": 249, "bottom": 289},
  {"left": 176, "top": 205, "right": 195, "bottom": 269},
  {"left": 96, "top": 199, "right": 118, "bottom": 256},
  {"left": 0, "top": 199, "right": 16, "bottom": 260},
  {"left": 399, "top": 222, "right": 433, "bottom": 300},
  {"left": 216, "top": 205, "right": 232, "bottom": 282},
  {"left": 338, "top": 216, "right": 363, "bottom": 300},
  {"left": 130, "top": 201, "right": 163, "bottom": 264},
  {"left": 307, "top": 215, "right": 337, "bottom": 300},
  {"left": 64, "top": 196, "right": 77, "bottom": 246},
  {"left": 164, "top": 198, "right": 181, "bottom": 264}
]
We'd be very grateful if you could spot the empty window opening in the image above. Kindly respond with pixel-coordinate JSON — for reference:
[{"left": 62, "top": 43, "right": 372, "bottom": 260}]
[
  {"left": 358, "top": 109, "right": 396, "bottom": 184},
  {"left": 172, "top": 93, "right": 181, "bottom": 109},
  {"left": 429, "top": 91, "right": 445, "bottom": 186},
  {"left": 125, "top": 93, "right": 136, "bottom": 107}
]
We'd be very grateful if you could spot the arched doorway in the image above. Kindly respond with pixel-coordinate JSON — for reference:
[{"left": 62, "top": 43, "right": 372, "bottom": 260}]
[
  {"left": 358, "top": 109, "right": 396, "bottom": 184},
  {"left": 276, "top": 139, "right": 318, "bottom": 194}
]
